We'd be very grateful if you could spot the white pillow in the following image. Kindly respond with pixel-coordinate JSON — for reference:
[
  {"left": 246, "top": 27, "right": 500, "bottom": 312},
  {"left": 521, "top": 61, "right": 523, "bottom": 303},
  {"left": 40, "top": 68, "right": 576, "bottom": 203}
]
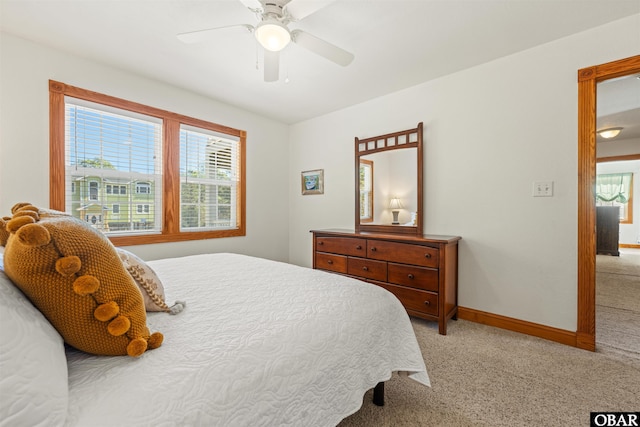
[
  {"left": 0, "top": 253, "right": 69, "bottom": 427},
  {"left": 116, "top": 248, "right": 171, "bottom": 312},
  {"left": 116, "top": 248, "right": 185, "bottom": 315}
]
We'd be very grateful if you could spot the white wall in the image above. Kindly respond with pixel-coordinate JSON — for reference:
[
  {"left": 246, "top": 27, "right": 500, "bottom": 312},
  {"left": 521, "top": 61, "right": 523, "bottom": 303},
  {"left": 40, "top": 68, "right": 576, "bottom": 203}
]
[
  {"left": 0, "top": 33, "right": 290, "bottom": 262},
  {"left": 598, "top": 138, "right": 640, "bottom": 158},
  {"left": 288, "top": 14, "right": 640, "bottom": 332}
]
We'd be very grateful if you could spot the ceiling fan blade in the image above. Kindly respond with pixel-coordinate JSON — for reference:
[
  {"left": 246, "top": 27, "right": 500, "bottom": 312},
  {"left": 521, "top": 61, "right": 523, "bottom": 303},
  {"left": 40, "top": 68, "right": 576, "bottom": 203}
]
[
  {"left": 237, "top": 0, "right": 263, "bottom": 12},
  {"left": 291, "top": 29, "right": 354, "bottom": 66},
  {"left": 284, "top": 0, "right": 337, "bottom": 21},
  {"left": 177, "top": 24, "right": 254, "bottom": 44},
  {"left": 264, "top": 49, "right": 280, "bottom": 82}
]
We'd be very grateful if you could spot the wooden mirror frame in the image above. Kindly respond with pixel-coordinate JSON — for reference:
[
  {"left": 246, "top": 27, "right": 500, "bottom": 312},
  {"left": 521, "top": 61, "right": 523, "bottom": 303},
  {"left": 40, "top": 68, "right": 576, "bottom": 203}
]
[
  {"left": 577, "top": 55, "right": 640, "bottom": 351},
  {"left": 355, "top": 122, "right": 423, "bottom": 235}
]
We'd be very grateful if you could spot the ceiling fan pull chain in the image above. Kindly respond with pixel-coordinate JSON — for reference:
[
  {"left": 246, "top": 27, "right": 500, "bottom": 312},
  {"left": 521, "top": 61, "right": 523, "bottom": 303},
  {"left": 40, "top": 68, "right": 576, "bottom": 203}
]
[
  {"left": 255, "top": 39, "right": 260, "bottom": 71},
  {"left": 282, "top": 49, "right": 290, "bottom": 83}
]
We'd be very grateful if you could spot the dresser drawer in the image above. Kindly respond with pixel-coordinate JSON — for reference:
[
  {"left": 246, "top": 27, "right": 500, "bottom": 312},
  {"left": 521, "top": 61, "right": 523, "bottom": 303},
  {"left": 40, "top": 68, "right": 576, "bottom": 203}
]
[
  {"left": 375, "top": 282, "right": 438, "bottom": 316},
  {"left": 388, "top": 263, "right": 438, "bottom": 292},
  {"left": 347, "top": 257, "right": 387, "bottom": 281},
  {"left": 315, "top": 252, "right": 348, "bottom": 274},
  {"left": 367, "top": 240, "right": 439, "bottom": 267},
  {"left": 316, "top": 237, "right": 367, "bottom": 256}
]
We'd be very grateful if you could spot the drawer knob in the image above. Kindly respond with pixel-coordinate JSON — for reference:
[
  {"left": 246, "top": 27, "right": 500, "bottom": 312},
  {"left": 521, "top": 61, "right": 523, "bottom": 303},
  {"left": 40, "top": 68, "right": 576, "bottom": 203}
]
[
  {"left": 362, "top": 266, "right": 369, "bottom": 271},
  {"left": 408, "top": 274, "right": 415, "bottom": 279},
  {"left": 370, "top": 247, "right": 377, "bottom": 252},
  {"left": 327, "top": 260, "right": 333, "bottom": 265},
  {"left": 356, "top": 245, "right": 362, "bottom": 250},
  {"left": 424, "top": 253, "right": 432, "bottom": 258},
  {"left": 318, "top": 241, "right": 324, "bottom": 245},
  {"left": 424, "top": 300, "right": 430, "bottom": 306}
]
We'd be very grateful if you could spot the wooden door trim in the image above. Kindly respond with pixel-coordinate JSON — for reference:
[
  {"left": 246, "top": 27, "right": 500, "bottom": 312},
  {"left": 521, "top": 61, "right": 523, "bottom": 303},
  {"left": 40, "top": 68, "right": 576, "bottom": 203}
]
[{"left": 577, "top": 55, "right": 640, "bottom": 351}]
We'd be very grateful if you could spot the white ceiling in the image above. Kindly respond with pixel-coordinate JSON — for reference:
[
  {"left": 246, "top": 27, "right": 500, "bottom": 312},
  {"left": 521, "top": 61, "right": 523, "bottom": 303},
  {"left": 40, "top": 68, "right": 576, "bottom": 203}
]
[
  {"left": 1, "top": 0, "right": 639, "bottom": 124},
  {"left": 597, "top": 74, "right": 640, "bottom": 143}
]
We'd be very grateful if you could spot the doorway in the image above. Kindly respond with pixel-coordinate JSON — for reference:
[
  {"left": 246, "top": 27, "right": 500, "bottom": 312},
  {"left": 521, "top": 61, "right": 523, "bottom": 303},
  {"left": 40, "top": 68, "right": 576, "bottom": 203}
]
[
  {"left": 595, "top": 153, "right": 640, "bottom": 354},
  {"left": 577, "top": 55, "right": 640, "bottom": 351}
]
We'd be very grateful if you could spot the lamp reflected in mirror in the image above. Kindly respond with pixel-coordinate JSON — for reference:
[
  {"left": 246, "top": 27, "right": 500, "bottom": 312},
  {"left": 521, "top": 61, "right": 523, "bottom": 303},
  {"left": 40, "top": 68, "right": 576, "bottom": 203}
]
[{"left": 389, "top": 197, "right": 403, "bottom": 224}]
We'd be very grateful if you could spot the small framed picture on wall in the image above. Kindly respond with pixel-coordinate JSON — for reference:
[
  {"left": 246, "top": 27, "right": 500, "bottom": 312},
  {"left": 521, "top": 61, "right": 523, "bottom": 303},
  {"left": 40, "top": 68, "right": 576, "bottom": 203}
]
[{"left": 301, "top": 169, "right": 324, "bottom": 195}]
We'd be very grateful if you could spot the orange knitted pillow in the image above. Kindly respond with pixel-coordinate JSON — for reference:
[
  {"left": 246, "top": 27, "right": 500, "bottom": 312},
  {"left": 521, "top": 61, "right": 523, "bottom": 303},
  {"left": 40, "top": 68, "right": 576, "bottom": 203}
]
[{"left": 1, "top": 203, "right": 163, "bottom": 357}]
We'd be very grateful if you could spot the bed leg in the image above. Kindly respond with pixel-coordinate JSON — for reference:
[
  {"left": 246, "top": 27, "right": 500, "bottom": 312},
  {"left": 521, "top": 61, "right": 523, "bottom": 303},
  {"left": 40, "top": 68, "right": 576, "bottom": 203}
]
[{"left": 373, "top": 382, "right": 384, "bottom": 406}]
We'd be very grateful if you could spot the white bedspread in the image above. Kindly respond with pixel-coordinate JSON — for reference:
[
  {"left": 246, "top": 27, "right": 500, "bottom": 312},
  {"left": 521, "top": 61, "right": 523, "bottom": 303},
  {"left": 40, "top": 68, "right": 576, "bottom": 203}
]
[{"left": 64, "top": 253, "right": 429, "bottom": 427}]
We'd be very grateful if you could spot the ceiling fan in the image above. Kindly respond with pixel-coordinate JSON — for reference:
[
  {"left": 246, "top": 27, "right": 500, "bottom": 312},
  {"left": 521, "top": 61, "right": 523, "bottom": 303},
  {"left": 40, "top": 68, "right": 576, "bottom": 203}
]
[{"left": 177, "top": 0, "right": 354, "bottom": 82}]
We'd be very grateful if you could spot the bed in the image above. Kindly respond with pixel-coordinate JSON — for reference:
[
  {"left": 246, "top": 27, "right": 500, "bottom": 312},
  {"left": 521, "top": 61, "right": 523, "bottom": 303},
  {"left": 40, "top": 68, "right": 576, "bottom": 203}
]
[{"left": 0, "top": 252, "right": 429, "bottom": 427}]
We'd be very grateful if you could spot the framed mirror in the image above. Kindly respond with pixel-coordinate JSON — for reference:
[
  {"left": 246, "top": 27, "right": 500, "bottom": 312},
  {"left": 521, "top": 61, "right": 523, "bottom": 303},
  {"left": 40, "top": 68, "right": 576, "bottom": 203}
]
[{"left": 355, "top": 122, "right": 423, "bottom": 235}]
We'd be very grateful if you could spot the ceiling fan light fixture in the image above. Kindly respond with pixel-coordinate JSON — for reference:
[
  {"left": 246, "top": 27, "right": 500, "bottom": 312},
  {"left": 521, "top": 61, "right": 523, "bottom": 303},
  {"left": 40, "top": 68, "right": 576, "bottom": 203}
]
[
  {"left": 597, "top": 127, "right": 623, "bottom": 139},
  {"left": 255, "top": 20, "right": 291, "bottom": 52}
]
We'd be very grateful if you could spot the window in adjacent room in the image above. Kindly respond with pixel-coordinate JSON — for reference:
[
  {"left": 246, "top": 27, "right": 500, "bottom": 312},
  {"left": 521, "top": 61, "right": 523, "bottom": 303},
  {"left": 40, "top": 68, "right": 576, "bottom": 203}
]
[
  {"left": 49, "top": 80, "right": 246, "bottom": 245},
  {"left": 596, "top": 172, "right": 633, "bottom": 224}
]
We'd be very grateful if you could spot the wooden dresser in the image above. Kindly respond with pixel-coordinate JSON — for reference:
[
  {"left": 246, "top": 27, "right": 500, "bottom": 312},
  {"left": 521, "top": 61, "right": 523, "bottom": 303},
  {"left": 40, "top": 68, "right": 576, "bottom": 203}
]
[
  {"left": 311, "top": 229, "right": 461, "bottom": 335},
  {"left": 596, "top": 206, "right": 620, "bottom": 256}
]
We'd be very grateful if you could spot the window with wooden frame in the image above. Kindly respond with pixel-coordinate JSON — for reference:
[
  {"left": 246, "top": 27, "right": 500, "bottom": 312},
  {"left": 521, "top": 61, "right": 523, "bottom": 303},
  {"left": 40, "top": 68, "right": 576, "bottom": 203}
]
[
  {"left": 359, "top": 159, "right": 374, "bottom": 223},
  {"left": 49, "top": 80, "right": 246, "bottom": 246},
  {"left": 596, "top": 172, "right": 634, "bottom": 224}
]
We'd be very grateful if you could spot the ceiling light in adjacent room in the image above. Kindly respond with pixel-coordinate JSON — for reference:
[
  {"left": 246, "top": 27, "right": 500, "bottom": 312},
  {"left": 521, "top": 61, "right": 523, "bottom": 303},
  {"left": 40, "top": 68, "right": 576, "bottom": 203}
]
[
  {"left": 597, "top": 127, "right": 623, "bottom": 139},
  {"left": 255, "top": 20, "right": 291, "bottom": 52}
]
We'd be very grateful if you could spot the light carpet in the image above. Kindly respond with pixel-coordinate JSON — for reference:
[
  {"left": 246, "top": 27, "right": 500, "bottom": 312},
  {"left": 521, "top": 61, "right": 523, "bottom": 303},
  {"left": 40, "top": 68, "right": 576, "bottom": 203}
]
[
  {"left": 338, "top": 250, "right": 640, "bottom": 426},
  {"left": 596, "top": 248, "right": 640, "bottom": 359},
  {"left": 339, "top": 319, "right": 639, "bottom": 426}
]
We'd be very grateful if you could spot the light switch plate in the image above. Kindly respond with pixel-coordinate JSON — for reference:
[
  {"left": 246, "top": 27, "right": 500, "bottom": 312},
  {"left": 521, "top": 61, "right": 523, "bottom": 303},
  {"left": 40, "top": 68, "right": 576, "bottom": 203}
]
[{"left": 533, "top": 181, "right": 553, "bottom": 197}]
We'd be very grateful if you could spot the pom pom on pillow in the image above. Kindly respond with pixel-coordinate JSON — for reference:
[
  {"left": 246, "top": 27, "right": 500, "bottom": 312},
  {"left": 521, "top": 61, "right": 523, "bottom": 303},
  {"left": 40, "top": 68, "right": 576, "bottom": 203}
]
[{"left": 116, "top": 248, "right": 185, "bottom": 315}]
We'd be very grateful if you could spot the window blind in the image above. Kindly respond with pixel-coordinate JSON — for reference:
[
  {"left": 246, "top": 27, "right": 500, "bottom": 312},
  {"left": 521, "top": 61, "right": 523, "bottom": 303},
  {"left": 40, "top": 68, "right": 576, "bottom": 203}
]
[
  {"left": 179, "top": 124, "right": 240, "bottom": 231},
  {"left": 65, "top": 97, "right": 162, "bottom": 234}
]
